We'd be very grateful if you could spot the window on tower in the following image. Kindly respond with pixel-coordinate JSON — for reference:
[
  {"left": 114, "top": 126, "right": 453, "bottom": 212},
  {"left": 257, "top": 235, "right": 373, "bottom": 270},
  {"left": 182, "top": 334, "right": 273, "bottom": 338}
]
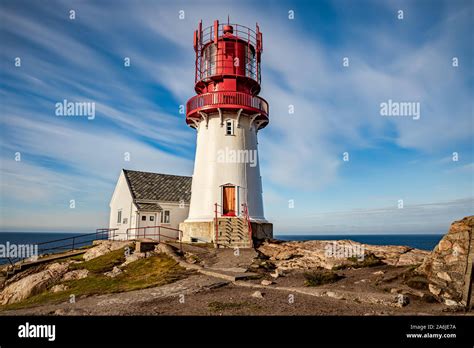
[{"left": 225, "top": 120, "right": 234, "bottom": 135}]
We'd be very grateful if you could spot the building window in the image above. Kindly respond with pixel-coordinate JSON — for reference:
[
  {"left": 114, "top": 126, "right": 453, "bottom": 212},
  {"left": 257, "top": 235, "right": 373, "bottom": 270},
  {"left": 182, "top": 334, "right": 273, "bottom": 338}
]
[
  {"left": 225, "top": 120, "right": 234, "bottom": 135},
  {"left": 161, "top": 210, "right": 170, "bottom": 224},
  {"left": 141, "top": 215, "right": 146, "bottom": 221},
  {"left": 150, "top": 216, "right": 154, "bottom": 222},
  {"left": 117, "top": 210, "right": 122, "bottom": 224}
]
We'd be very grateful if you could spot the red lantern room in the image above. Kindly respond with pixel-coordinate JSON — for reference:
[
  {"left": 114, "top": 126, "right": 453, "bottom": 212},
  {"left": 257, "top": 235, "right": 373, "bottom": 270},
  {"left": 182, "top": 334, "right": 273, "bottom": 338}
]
[{"left": 186, "top": 19, "right": 269, "bottom": 130}]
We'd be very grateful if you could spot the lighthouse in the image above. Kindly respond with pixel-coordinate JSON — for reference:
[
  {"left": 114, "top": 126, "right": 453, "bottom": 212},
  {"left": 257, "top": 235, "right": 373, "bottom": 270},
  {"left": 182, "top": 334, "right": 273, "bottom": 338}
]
[{"left": 180, "top": 20, "right": 273, "bottom": 247}]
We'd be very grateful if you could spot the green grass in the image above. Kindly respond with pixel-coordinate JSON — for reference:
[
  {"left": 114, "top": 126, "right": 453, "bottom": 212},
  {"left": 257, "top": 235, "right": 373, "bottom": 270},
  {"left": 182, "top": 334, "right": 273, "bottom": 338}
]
[
  {"left": 333, "top": 253, "right": 384, "bottom": 270},
  {"left": 69, "top": 248, "right": 126, "bottom": 273},
  {"left": 1, "top": 253, "right": 190, "bottom": 311},
  {"left": 304, "top": 270, "right": 344, "bottom": 286}
]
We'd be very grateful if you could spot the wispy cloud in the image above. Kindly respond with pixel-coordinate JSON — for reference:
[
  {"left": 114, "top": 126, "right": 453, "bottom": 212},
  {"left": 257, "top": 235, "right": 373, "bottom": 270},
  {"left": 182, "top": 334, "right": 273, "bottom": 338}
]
[{"left": 0, "top": 0, "right": 472, "bottom": 232}]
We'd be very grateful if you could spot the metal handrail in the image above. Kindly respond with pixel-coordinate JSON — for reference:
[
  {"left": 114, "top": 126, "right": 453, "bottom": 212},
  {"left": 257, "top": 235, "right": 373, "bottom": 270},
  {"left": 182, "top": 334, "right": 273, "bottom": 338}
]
[
  {"left": 0, "top": 229, "right": 120, "bottom": 274},
  {"left": 214, "top": 203, "right": 222, "bottom": 244},
  {"left": 186, "top": 91, "right": 269, "bottom": 118},
  {"left": 200, "top": 23, "right": 258, "bottom": 48},
  {"left": 242, "top": 203, "right": 253, "bottom": 248},
  {"left": 36, "top": 228, "right": 119, "bottom": 255}
]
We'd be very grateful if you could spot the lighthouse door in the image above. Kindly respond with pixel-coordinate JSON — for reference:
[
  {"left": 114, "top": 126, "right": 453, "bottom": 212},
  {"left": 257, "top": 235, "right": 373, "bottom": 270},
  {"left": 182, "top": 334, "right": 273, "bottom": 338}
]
[{"left": 222, "top": 186, "right": 236, "bottom": 216}]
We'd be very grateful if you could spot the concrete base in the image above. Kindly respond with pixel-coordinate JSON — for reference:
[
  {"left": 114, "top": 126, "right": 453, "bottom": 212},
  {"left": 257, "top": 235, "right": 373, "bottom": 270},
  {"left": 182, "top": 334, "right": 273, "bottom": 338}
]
[
  {"left": 180, "top": 220, "right": 273, "bottom": 245},
  {"left": 180, "top": 221, "right": 214, "bottom": 243},
  {"left": 251, "top": 222, "right": 273, "bottom": 240}
]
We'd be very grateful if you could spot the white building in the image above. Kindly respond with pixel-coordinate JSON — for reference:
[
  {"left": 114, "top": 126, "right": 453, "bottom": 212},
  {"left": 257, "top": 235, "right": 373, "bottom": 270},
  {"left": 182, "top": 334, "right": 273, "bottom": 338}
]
[{"left": 108, "top": 169, "right": 191, "bottom": 241}]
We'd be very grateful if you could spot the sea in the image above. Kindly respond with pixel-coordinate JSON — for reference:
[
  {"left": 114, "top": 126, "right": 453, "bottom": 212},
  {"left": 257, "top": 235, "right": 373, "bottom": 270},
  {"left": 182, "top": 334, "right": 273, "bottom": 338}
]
[
  {"left": 0, "top": 232, "right": 95, "bottom": 265},
  {"left": 0, "top": 232, "right": 443, "bottom": 264}
]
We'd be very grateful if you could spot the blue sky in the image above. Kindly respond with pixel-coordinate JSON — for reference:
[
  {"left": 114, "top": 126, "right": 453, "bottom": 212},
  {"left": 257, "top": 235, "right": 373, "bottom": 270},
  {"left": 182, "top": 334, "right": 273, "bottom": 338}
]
[{"left": 0, "top": 0, "right": 472, "bottom": 234}]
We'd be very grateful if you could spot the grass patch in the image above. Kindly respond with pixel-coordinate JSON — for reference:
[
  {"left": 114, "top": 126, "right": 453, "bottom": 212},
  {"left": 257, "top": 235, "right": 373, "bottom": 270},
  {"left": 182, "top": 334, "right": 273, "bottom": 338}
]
[
  {"left": 403, "top": 270, "right": 429, "bottom": 290},
  {"left": 64, "top": 254, "right": 85, "bottom": 262},
  {"left": 1, "top": 253, "right": 189, "bottom": 311},
  {"left": 69, "top": 248, "right": 126, "bottom": 274},
  {"left": 208, "top": 301, "right": 261, "bottom": 312},
  {"left": 304, "top": 270, "right": 344, "bottom": 286},
  {"left": 333, "top": 253, "right": 384, "bottom": 270}
]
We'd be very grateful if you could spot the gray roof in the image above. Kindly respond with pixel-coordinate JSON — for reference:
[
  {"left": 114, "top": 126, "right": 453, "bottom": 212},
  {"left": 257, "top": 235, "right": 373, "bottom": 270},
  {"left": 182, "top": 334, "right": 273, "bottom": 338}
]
[
  {"left": 135, "top": 202, "right": 163, "bottom": 211},
  {"left": 123, "top": 169, "right": 192, "bottom": 204}
]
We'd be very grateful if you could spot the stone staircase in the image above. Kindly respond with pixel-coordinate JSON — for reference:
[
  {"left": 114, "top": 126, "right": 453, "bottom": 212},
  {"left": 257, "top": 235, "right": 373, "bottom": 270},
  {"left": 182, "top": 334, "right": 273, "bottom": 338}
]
[{"left": 215, "top": 217, "right": 252, "bottom": 248}]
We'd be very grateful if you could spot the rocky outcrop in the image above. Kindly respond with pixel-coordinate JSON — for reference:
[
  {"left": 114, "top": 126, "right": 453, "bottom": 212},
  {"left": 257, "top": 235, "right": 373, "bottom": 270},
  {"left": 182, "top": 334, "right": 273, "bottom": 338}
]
[
  {"left": 0, "top": 262, "right": 69, "bottom": 305},
  {"left": 417, "top": 216, "right": 473, "bottom": 306},
  {"left": 257, "top": 240, "right": 429, "bottom": 271},
  {"left": 83, "top": 240, "right": 133, "bottom": 261},
  {"left": 62, "top": 269, "right": 89, "bottom": 281}
]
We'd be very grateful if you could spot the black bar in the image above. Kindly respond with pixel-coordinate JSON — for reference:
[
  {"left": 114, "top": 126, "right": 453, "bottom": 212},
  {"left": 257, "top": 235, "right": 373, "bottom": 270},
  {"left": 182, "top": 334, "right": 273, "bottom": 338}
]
[{"left": 0, "top": 316, "right": 472, "bottom": 346}]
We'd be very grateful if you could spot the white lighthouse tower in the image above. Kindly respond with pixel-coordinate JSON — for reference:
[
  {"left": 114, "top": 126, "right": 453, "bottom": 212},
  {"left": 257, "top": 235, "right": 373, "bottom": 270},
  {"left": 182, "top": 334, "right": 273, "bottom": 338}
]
[{"left": 180, "top": 20, "right": 273, "bottom": 247}]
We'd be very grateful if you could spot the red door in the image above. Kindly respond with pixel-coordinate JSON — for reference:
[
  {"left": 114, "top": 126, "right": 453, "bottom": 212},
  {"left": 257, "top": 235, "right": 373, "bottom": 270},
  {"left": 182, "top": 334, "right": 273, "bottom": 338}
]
[{"left": 223, "top": 186, "right": 236, "bottom": 216}]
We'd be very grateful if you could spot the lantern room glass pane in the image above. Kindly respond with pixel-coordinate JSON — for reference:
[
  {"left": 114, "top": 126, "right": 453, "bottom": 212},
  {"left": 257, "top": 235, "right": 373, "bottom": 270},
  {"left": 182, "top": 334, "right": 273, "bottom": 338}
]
[
  {"left": 202, "top": 44, "right": 216, "bottom": 78},
  {"left": 245, "top": 49, "right": 256, "bottom": 80}
]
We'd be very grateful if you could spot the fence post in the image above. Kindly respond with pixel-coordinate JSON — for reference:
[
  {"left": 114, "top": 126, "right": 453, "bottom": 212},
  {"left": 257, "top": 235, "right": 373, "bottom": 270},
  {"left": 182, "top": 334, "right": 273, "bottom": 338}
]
[{"left": 72, "top": 237, "right": 75, "bottom": 251}]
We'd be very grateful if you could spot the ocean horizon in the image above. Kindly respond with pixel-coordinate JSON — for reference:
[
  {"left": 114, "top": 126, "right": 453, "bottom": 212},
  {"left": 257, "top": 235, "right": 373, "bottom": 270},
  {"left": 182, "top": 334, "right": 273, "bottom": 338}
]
[{"left": 0, "top": 231, "right": 443, "bottom": 252}]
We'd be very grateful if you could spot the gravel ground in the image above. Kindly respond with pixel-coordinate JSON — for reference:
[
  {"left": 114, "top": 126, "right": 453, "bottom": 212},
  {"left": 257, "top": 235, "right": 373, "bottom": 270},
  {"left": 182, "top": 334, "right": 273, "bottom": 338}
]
[{"left": 1, "top": 244, "right": 471, "bottom": 316}]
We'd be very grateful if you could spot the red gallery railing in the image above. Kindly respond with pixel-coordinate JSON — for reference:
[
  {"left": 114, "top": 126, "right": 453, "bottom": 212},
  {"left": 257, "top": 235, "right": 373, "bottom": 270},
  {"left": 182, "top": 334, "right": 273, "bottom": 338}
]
[{"left": 186, "top": 91, "right": 269, "bottom": 119}]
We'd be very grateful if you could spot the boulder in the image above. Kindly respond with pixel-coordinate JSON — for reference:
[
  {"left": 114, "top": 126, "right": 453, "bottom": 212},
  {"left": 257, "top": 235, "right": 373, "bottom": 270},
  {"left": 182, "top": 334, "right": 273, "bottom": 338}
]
[
  {"left": 62, "top": 269, "right": 89, "bottom": 281},
  {"left": 417, "top": 216, "right": 473, "bottom": 305},
  {"left": 326, "top": 291, "right": 344, "bottom": 300},
  {"left": 251, "top": 290, "right": 264, "bottom": 299},
  {"left": 444, "top": 299, "right": 460, "bottom": 306},
  {"left": 120, "top": 252, "right": 146, "bottom": 267},
  {"left": 104, "top": 266, "right": 122, "bottom": 278},
  {"left": 261, "top": 280, "right": 273, "bottom": 286},
  {"left": 270, "top": 270, "right": 280, "bottom": 279},
  {"left": 257, "top": 239, "right": 428, "bottom": 271},
  {"left": 51, "top": 284, "right": 68, "bottom": 293},
  {"left": 83, "top": 240, "right": 133, "bottom": 261},
  {"left": 0, "top": 262, "right": 69, "bottom": 305}
]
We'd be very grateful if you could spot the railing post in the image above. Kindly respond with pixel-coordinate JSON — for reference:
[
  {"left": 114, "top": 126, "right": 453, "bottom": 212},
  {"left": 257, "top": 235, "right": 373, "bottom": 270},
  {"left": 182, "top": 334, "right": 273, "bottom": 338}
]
[
  {"left": 72, "top": 237, "right": 75, "bottom": 251},
  {"left": 214, "top": 203, "right": 220, "bottom": 246}
]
